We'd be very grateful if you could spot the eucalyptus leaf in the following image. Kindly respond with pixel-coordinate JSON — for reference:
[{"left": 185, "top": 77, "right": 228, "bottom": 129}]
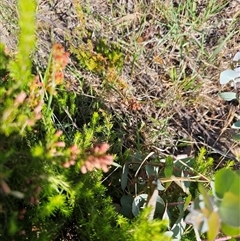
[
  {"left": 132, "top": 193, "right": 165, "bottom": 218},
  {"left": 174, "top": 158, "right": 194, "bottom": 174},
  {"left": 207, "top": 211, "right": 220, "bottom": 241},
  {"left": 219, "top": 92, "right": 237, "bottom": 101},
  {"left": 233, "top": 51, "right": 240, "bottom": 61},
  {"left": 181, "top": 171, "right": 190, "bottom": 194},
  {"left": 162, "top": 207, "right": 171, "bottom": 228},
  {"left": 185, "top": 204, "right": 209, "bottom": 234},
  {"left": 171, "top": 197, "right": 186, "bottom": 240},
  {"left": 214, "top": 169, "right": 240, "bottom": 199},
  {"left": 214, "top": 169, "right": 234, "bottom": 199},
  {"left": 177, "top": 197, "right": 184, "bottom": 212},
  {"left": 171, "top": 218, "right": 186, "bottom": 240},
  {"left": 232, "top": 121, "right": 240, "bottom": 129},
  {"left": 120, "top": 206, "right": 132, "bottom": 218},
  {"left": 221, "top": 223, "right": 240, "bottom": 236},
  {"left": 219, "top": 192, "right": 240, "bottom": 227},
  {"left": 155, "top": 195, "right": 165, "bottom": 216},
  {"left": 220, "top": 69, "right": 240, "bottom": 84},
  {"left": 157, "top": 179, "right": 165, "bottom": 191},
  {"left": 145, "top": 165, "right": 159, "bottom": 177},
  {"left": 165, "top": 231, "right": 174, "bottom": 238},
  {"left": 132, "top": 194, "right": 148, "bottom": 217},
  {"left": 120, "top": 195, "right": 133, "bottom": 207},
  {"left": 234, "top": 67, "right": 240, "bottom": 73},
  {"left": 185, "top": 193, "right": 212, "bottom": 234},
  {"left": 185, "top": 209, "right": 209, "bottom": 234}
]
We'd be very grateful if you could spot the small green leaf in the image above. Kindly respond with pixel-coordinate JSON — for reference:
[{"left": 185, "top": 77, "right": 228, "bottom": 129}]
[
  {"left": 164, "top": 156, "right": 173, "bottom": 178},
  {"left": 219, "top": 92, "right": 237, "bottom": 101},
  {"left": 8, "top": 213, "right": 19, "bottom": 235},
  {"left": 232, "top": 133, "right": 240, "bottom": 141},
  {"left": 220, "top": 70, "right": 239, "bottom": 84},
  {"left": 163, "top": 155, "right": 174, "bottom": 190},
  {"left": 214, "top": 169, "right": 240, "bottom": 199},
  {"left": 214, "top": 169, "right": 237, "bottom": 199},
  {"left": 219, "top": 192, "right": 240, "bottom": 227},
  {"left": 184, "top": 193, "right": 192, "bottom": 211},
  {"left": 221, "top": 223, "right": 240, "bottom": 236},
  {"left": 207, "top": 211, "right": 220, "bottom": 241}
]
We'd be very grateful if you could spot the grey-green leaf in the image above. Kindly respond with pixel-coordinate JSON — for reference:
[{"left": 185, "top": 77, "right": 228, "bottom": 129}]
[
  {"left": 220, "top": 70, "right": 239, "bottom": 84},
  {"left": 120, "top": 195, "right": 133, "bottom": 218},
  {"left": 219, "top": 192, "right": 240, "bottom": 227},
  {"left": 145, "top": 165, "right": 159, "bottom": 177},
  {"left": 120, "top": 195, "right": 133, "bottom": 207},
  {"left": 171, "top": 197, "right": 186, "bottom": 240},
  {"left": 233, "top": 52, "right": 240, "bottom": 61},
  {"left": 132, "top": 194, "right": 148, "bottom": 217},
  {"left": 232, "top": 121, "right": 240, "bottom": 129},
  {"left": 219, "top": 92, "right": 237, "bottom": 101},
  {"left": 157, "top": 179, "right": 165, "bottom": 191}
]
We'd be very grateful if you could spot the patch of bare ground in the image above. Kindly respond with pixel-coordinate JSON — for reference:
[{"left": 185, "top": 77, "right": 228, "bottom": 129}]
[{"left": 77, "top": 0, "right": 240, "bottom": 164}]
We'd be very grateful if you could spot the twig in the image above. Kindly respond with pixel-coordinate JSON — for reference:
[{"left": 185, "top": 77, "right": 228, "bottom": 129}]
[
  {"left": 101, "top": 166, "right": 120, "bottom": 183},
  {"left": 134, "top": 152, "right": 155, "bottom": 178},
  {"left": 160, "top": 176, "right": 209, "bottom": 183},
  {"left": 176, "top": 159, "right": 210, "bottom": 183}
]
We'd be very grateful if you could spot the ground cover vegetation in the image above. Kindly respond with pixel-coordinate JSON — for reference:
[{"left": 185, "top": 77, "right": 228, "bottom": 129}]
[{"left": 0, "top": 0, "right": 240, "bottom": 240}]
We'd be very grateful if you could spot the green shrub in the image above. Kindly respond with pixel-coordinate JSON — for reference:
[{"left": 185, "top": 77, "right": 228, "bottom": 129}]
[{"left": 0, "top": 1, "right": 170, "bottom": 240}]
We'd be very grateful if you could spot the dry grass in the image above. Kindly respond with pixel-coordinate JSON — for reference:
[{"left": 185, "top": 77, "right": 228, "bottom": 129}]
[{"left": 1, "top": 0, "right": 240, "bottom": 165}]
